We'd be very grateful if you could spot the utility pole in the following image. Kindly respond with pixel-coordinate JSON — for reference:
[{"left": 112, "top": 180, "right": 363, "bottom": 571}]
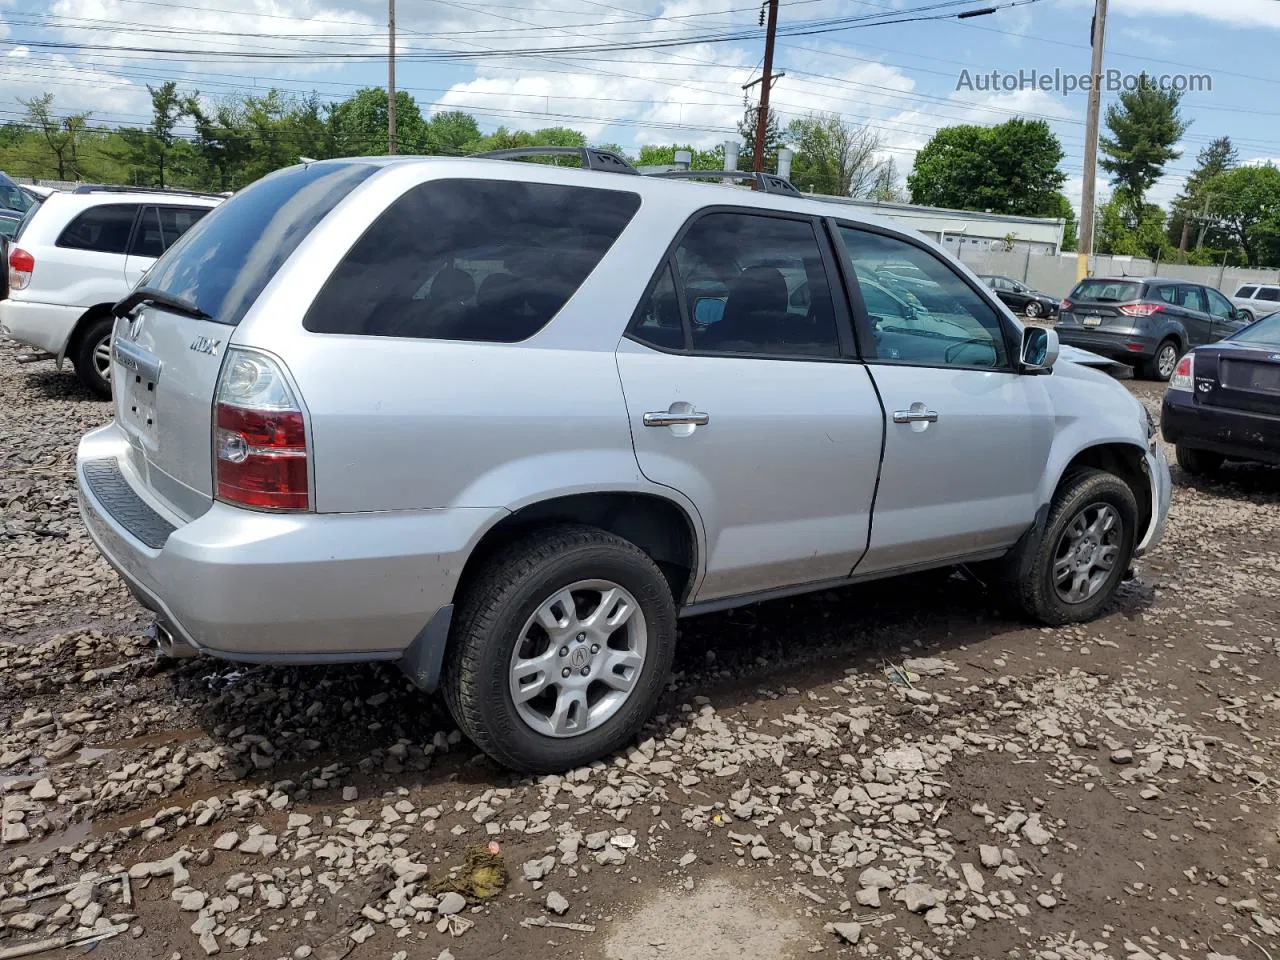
[
  {"left": 1077, "top": 0, "right": 1107, "bottom": 281},
  {"left": 752, "top": 0, "right": 779, "bottom": 173},
  {"left": 387, "top": 0, "right": 397, "bottom": 155}
]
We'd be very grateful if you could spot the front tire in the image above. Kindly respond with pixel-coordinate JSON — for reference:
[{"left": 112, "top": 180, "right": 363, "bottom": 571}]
[
  {"left": 71, "top": 317, "right": 114, "bottom": 399},
  {"left": 1176, "top": 445, "right": 1224, "bottom": 476},
  {"left": 442, "top": 524, "right": 677, "bottom": 773},
  {"left": 1012, "top": 469, "right": 1138, "bottom": 626},
  {"left": 1139, "top": 338, "right": 1179, "bottom": 382},
  {"left": 1024, "top": 301, "right": 1042, "bottom": 319}
]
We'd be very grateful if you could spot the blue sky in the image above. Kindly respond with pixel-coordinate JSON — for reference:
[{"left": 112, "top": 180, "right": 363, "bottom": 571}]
[{"left": 1, "top": 0, "right": 1278, "bottom": 211}]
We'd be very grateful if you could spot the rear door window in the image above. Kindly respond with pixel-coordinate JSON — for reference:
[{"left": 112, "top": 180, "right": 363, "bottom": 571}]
[
  {"left": 1256, "top": 287, "right": 1280, "bottom": 302},
  {"left": 304, "top": 179, "right": 641, "bottom": 342},
  {"left": 1156, "top": 285, "right": 1179, "bottom": 305},
  {"left": 131, "top": 207, "right": 165, "bottom": 258},
  {"left": 1178, "top": 285, "right": 1207, "bottom": 313},
  {"left": 157, "top": 205, "right": 210, "bottom": 251},
  {"left": 142, "top": 162, "right": 377, "bottom": 326},
  {"left": 57, "top": 204, "right": 139, "bottom": 255},
  {"left": 1236, "top": 286, "right": 1257, "bottom": 299}
]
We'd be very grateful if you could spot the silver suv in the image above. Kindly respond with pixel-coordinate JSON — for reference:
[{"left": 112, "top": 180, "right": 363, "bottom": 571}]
[{"left": 77, "top": 154, "right": 1171, "bottom": 772}]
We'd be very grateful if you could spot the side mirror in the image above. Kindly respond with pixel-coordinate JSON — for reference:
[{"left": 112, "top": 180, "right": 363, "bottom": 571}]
[
  {"left": 1021, "top": 325, "right": 1059, "bottom": 371},
  {"left": 693, "top": 297, "right": 725, "bottom": 326}
]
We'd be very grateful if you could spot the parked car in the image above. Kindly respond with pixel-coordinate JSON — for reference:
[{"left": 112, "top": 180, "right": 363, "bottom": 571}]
[
  {"left": 977, "top": 275, "right": 1060, "bottom": 319},
  {"left": 0, "top": 187, "right": 220, "bottom": 396},
  {"left": 0, "top": 172, "right": 37, "bottom": 216},
  {"left": 1162, "top": 311, "right": 1280, "bottom": 473},
  {"left": 0, "top": 209, "right": 22, "bottom": 239},
  {"left": 1056, "top": 277, "right": 1250, "bottom": 381},
  {"left": 1228, "top": 283, "right": 1280, "bottom": 323},
  {"left": 76, "top": 155, "right": 1171, "bottom": 772}
]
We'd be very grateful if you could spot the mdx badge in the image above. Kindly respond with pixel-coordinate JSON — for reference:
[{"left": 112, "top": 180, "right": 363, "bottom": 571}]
[{"left": 190, "top": 336, "right": 222, "bottom": 356}]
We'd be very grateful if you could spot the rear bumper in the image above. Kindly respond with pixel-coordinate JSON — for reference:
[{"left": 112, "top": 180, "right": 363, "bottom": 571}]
[
  {"left": 1161, "top": 390, "right": 1280, "bottom": 466},
  {"left": 1055, "top": 326, "right": 1156, "bottom": 363},
  {"left": 76, "top": 422, "right": 503, "bottom": 672},
  {"left": 0, "top": 298, "right": 81, "bottom": 357}
]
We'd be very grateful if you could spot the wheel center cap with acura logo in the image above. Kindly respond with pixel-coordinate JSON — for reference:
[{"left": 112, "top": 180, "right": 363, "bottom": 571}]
[{"left": 569, "top": 647, "right": 591, "bottom": 668}]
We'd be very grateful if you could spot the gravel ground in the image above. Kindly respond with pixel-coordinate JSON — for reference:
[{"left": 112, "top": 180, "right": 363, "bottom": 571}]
[{"left": 2, "top": 339, "right": 1279, "bottom": 960}]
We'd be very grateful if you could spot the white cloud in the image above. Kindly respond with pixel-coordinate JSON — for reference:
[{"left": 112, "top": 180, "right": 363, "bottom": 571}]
[{"left": 0, "top": 48, "right": 146, "bottom": 118}]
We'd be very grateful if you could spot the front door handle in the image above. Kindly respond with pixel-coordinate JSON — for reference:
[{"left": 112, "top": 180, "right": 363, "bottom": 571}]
[
  {"left": 644, "top": 410, "right": 710, "bottom": 427},
  {"left": 892, "top": 407, "right": 939, "bottom": 424}
]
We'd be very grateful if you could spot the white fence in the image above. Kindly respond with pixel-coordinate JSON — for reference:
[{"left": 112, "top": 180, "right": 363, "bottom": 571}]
[{"left": 954, "top": 247, "right": 1280, "bottom": 300}]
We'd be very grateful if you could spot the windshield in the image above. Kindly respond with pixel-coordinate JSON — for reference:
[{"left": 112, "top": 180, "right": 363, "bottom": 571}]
[
  {"left": 0, "top": 174, "right": 34, "bottom": 214},
  {"left": 142, "top": 161, "right": 377, "bottom": 326},
  {"left": 1071, "top": 279, "right": 1143, "bottom": 302},
  {"left": 1229, "top": 313, "right": 1280, "bottom": 346}
]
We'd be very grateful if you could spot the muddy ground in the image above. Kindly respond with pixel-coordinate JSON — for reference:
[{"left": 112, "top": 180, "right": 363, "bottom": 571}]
[{"left": 1, "top": 340, "right": 1278, "bottom": 960}]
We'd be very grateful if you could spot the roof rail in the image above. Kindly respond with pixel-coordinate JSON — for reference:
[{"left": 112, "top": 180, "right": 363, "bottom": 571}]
[
  {"left": 471, "top": 146, "right": 639, "bottom": 175},
  {"left": 71, "top": 184, "right": 225, "bottom": 200},
  {"left": 645, "top": 169, "right": 801, "bottom": 197}
]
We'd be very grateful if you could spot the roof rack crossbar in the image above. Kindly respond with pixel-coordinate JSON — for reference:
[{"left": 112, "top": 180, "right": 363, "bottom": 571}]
[
  {"left": 471, "top": 146, "right": 639, "bottom": 175},
  {"left": 645, "top": 169, "right": 801, "bottom": 196},
  {"left": 71, "top": 184, "right": 225, "bottom": 200}
]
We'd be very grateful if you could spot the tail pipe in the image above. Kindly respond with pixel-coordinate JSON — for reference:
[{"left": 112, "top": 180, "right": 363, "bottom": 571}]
[{"left": 153, "top": 619, "right": 200, "bottom": 660}]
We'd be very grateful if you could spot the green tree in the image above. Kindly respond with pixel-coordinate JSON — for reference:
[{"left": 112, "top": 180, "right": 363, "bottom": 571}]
[
  {"left": 426, "top": 110, "right": 482, "bottom": 155},
  {"left": 739, "top": 104, "right": 784, "bottom": 173},
  {"left": 1204, "top": 164, "right": 1280, "bottom": 266},
  {"left": 785, "top": 112, "right": 882, "bottom": 198},
  {"left": 19, "top": 94, "right": 90, "bottom": 180},
  {"left": 1099, "top": 74, "right": 1189, "bottom": 223},
  {"left": 329, "top": 88, "right": 428, "bottom": 155},
  {"left": 635, "top": 144, "right": 723, "bottom": 170},
  {"left": 1167, "top": 136, "right": 1237, "bottom": 253},
  {"left": 867, "top": 157, "right": 905, "bottom": 202},
  {"left": 1095, "top": 189, "right": 1169, "bottom": 260},
  {"left": 1048, "top": 192, "right": 1078, "bottom": 252},
  {"left": 907, "top": 118, "right": 1066, "bottom": 217},
  {"left": 148, "top": 81, "right": 185, "bottom": 187}
]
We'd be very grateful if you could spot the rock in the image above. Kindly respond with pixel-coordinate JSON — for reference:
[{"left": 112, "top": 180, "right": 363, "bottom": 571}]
[
  {"left": 1037, "top": 894, "right": 1058, "bottom": 909},
  {"left": 392, "top": 858, "right": 429, "bottom": 884},
  {"left": 896, "top": 883, "right": 943, "bottom": 914},
  {"left": 199, "top": 932, "right": 220, "bottom": 956},
  {"left": 855, "top": 888, "right": 881, "bottom": 908},
  {"left": 858, "top": 867, "right": 894, "bottom": 890},
  {"left": 832, "top": 922, "right": 861, "bottom": 945},
  {"left": 8, "top": 913, "right": 42, "bottom": 932},
  {"left": 961, "top": 863, "right": 985, "bottom": 893},
  {"left": 750, "top": 845, "right": 773, "bottom": 861},
  {"left": 342, "top": 787, "right": 359, "bottom": 801},
  {"left": 979, "top": 845, "right": 1001, "bottom": 869},
  {"left": 3, "top": 822, "right": 30, "bottom": 843},
  {"left": 181, "top": 891, "right": 207, "bottom": 912},
  {"left": 288, "top": 814, "right": 313, "bottom": 830},
  {"left": 924, "top": 905, "right": 948, "bottom": 926},
  {"left": 585, "top": 830, "right": 611, "bottom": 851},
  {"left": 1110, "top": 749, "right": 1134, "bottom": 765},
  {"left": 213, "top": 832, "right": 239, "bottom": 851},
  {"left": 229, "top": 928, "right": 252, "bottom": 949},
  {"left": 546, "top": 891, "right": 570, "bottom": 916},
  {"left": 29, "top": 779, "right": 55, "bottom": 801},
  {"left": 596, "top": 845, "right": 626, "bottom": 866},
  {"left": 678, "top": 853, "right": 697, "bottom": 868},
  {"left": 522, "top": 856, "right": 556, "bottom": 882},
  {"left": 1022, "top": 816, "right": 1052, "bottom": 847},
  {"left": 350, "top": 924, "right": 375, "bottom": 945},
  {"left": 892, "top": 803, "right": 921, "bottom": 824},
  {"left": 437, "top": 892, "right": 466, "bottom": 916},
  {"left": 293, "top": 948, "right": 313, "bottom": 960},
  {"left": 881, "top": 746, "right": 925, "bottom": 771}
]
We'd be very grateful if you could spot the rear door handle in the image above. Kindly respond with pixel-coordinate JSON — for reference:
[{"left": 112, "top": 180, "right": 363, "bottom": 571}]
[
  {"left": 644, "top": 411, "right": 710, "bottom": 427},
  {"left": 892, "top": 407, "right": 939, "bottom": 424}
]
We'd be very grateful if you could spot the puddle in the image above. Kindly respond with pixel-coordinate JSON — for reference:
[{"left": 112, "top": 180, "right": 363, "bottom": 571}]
[{"left": 6, "top": 821, "right": 95, "bottom": 861}]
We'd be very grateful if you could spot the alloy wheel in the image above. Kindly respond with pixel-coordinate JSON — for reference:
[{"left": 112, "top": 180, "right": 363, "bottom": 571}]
[
  {"left": 92, "top": 334, "right": 113, "bottom": 383},
  {"left": 1052, "top": 503, "right": 1123, "bottom": 604},
  {"left": 1157, "top": 343, "right": 1178, "bottom": 379},
  {"left": 508, "top": 579, "right": 648, "bottom": 738}
]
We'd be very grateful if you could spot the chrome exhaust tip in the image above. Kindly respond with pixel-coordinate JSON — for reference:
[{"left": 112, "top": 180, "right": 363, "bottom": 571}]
[{"left": 153, "top": 620, "right": 199, "bottom": 660}]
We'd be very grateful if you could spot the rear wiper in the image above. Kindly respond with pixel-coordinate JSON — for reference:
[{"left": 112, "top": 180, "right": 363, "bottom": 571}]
[{"left": 113, "top": 287, "right": 212, "bottom": 321}]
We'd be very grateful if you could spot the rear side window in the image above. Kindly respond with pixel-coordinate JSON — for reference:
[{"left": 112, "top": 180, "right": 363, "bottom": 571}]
[
  {"left": 143, "top": 162, "right": 377, "bottom": 326},
  {"left": 1256, "top": 287, "right": 1280, "bottom": 302},
  {"left": 305, "top": 179, "right": 641, "bottom": 342},
  {"left": 57, "top": 204, "right": 139, "bottom": 254},
  {"left": 1236, "top": 286, "right": 1257, "bottom": 299},
  {"left": 131, "top": 207, "right": 164, "bottom": 258},
  {"left": 1178, "top": 285, "right": 1207, "bottom": 312},
  {"left": 158, "top": 206, "right": 210, "bottom": 250},
  {"left": 1070, "top": 279, "right": 1142, "bottom": 302}
]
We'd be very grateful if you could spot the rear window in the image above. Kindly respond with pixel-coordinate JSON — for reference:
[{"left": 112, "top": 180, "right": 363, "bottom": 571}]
[
  {"left": 1069, "top": 279, "right": 1144, "bottom": 302},
  {"left": 142, "top": 162, "right": 377, "bottom": 326},
  {"left": 57, "top": 204, "right": 139, "bottom": 255},
  {"left": 1256, "top": 287, "right": 1280, "bottom": 302},
  {"left": 304, "top": 179, "right": 642, "bottom": 342}
]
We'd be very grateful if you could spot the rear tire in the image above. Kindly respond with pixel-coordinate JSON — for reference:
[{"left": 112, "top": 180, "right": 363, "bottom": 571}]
[
  {"left": 1011, "top": 469, "right": 1138, "bottom": 626},
  {"left": 442, "top": 524, "right": 677, "bottom": 773},
  {"left": 1024, "top": 301, "right": 1042, "bottom": 319},
  {"left": 1176, "top": 445, "right": 1225, "bottom": 476},
  {"left": 1139, "top": 338, "right": 1179, "bottom": 382},
  {"left": 1240, "top": 310, "right": 1255, "bottom": 324},
  {"left": 71, "top": 317, "right": 114, "bottom": 400}
]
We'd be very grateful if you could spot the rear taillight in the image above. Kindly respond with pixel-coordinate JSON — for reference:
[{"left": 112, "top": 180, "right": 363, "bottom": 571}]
[
  {"left": 214, "top": 350, "right": 309, "bottom": 511},
  {"left": 1120, "top": 302, "right": 1165, "bottom": 318},
  {"left": 8, "top": 246, "right": 33, "bottom": 291},
  {"left": 1059, "top": 298, "right": 1073, "bottom": 312},
  {"left": 1169, "top": 354, "right": 1194, "bottom": 392}
]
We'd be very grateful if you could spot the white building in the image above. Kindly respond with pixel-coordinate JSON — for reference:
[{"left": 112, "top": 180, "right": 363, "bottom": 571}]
[{"left": 819, "top": 197, "right": 1067, "bottom": 256}]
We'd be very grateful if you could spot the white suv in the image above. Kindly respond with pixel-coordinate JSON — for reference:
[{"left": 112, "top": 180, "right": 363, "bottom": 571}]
[
  {"left": 1229, "top": 284, "right": 1280, "bottom": 323},
  {"left": 1, "top": 187, "right": 220, "bottom": 397}
]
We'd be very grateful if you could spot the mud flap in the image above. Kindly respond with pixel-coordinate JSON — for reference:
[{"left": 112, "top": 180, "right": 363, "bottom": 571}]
[{"left": 398, "top": 604, "right": 454, "bottom": 693}]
